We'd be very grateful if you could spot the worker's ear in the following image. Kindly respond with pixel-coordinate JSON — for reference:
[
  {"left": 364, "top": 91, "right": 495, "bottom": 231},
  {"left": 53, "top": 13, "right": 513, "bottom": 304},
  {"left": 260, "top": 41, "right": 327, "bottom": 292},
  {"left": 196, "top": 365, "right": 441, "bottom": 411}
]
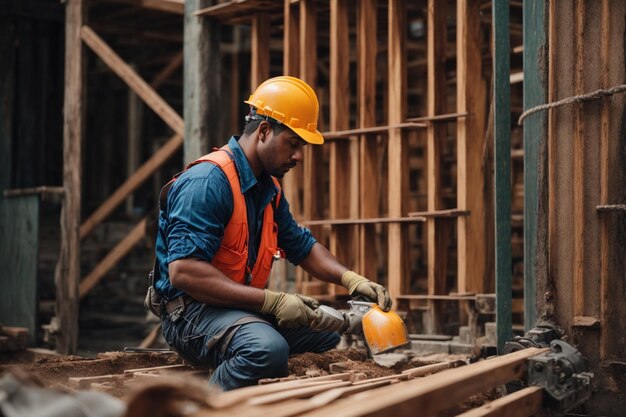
[{"left": 257, "top": 121, "right": 272, "bottom": 142}]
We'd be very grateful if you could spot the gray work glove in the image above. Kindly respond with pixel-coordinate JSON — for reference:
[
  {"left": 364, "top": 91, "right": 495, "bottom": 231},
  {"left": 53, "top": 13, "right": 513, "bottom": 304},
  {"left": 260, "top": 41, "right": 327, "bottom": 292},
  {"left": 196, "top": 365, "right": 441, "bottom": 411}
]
[
  {"left": 260, "top": 289, "right": 319, "bottom": 328},
  {"left": 311, "top": 305, "right": 348, "bottom": 333},
  {"left": 311, "top": 305, "right": 363, "bottom": 334},
  {"left": 341, "top": 271, "right": 392, "bottom": 311}
]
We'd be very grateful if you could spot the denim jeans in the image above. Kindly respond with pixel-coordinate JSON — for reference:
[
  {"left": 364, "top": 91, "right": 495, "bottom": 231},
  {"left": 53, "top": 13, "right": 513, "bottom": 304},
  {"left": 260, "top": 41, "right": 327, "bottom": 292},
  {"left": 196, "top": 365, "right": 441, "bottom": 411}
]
[{"left": 161, "top": 301, "right": 340, "bottom": 391}]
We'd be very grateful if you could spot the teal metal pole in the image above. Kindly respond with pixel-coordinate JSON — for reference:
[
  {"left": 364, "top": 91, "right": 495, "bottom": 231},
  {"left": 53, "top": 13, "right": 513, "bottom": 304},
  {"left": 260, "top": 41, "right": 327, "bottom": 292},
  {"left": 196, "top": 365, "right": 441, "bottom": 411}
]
[
  {"left": 493, "top": 0, "right": 512, "bottom": 353},
  {"left": 522, "top": 1, "right": 549, "bottom": 332}
]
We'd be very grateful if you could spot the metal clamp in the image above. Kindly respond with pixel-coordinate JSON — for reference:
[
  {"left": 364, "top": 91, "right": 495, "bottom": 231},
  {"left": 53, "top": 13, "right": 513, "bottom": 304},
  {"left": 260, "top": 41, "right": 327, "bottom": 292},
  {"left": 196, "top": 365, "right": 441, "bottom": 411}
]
[{"left": 527, "top": 339, "right": 593, "bottom": 413}]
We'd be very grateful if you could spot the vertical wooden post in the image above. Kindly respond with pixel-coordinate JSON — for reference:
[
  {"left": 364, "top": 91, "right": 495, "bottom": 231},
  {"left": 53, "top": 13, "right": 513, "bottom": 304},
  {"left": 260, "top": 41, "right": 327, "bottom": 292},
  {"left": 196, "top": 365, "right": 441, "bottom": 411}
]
[
  {"left": 126, "top": 82, "right": 142, "bottom": 215},
  {"left": 572, "top": 0, "right": 585, "bottom": 320},
  {"left": 282, "top": 0, "right": 302, "bottom": 219},
  {"left": 599, "top": 0, "right": 610, "bottom": 362},
  {"left": 56, "top": 0, "right": 84, "bottom": 354},
  {"left": 387, "top": 0, "right": 407, "bottom": 304},
  {"left": 493, "top": 0, "right": 512, "bottom": 352},
  {"left": 329, "top": 0, "right": 355, "bottom": 280},
  {"left": 251, "top": 12, "right": 269, "bottom": 89},
  {"left": 457, "top": 0, "right": 486, "bottom": 294},
  {"left": 523, "top": 1, "right": 549, "bottom": 331},
  {"left": 300, "top": 0, "right": 322, "bottom": 225},
  {"left": 184, "top": 0, "right": 221, "bottom": 164},
  {"left": 358, "top": 0, "right": 378, "bottom": 279},
  {"left": 426, "top": 0, "right": 446, "bottom": 332}
]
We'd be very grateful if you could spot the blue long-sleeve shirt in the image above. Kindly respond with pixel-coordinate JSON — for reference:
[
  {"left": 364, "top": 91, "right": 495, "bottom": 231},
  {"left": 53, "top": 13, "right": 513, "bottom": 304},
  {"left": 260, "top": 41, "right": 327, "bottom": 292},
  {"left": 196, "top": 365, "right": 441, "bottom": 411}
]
[{"left": 154, "top": 137, "right": 316, "bottom": 300}]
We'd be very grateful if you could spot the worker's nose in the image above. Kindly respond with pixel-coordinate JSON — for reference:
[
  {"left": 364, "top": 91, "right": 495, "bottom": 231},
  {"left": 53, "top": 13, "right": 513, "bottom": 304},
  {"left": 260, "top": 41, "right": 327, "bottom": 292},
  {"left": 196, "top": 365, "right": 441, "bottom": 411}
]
[{"left": 292, "top": 147, "right": 303, "bottom": 162}]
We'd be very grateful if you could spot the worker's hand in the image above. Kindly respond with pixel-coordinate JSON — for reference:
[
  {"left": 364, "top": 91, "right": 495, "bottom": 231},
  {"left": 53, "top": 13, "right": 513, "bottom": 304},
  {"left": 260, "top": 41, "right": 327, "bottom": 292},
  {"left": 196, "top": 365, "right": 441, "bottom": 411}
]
[
  {"left": 341, "top": 271, "right": 392, "bottom": 311},
  {"left": 260, "top": 290, "right": 320, "bottom": 328}
]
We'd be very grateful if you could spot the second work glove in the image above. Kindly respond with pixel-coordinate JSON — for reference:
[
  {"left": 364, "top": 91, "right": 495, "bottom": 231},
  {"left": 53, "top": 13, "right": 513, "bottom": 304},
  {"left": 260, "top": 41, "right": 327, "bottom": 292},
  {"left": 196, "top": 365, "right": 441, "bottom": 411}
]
[
  {"left": 341, "top": 271, "right": 392, "bottom": 311},
  {"left": 260, "top": 289, "right": 320, "bottom": 328}
]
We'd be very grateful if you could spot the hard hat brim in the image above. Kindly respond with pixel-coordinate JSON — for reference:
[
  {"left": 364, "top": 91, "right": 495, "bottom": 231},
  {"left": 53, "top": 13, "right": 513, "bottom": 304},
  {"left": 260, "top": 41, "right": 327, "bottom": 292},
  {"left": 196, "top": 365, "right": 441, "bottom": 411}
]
[{"left": 293, "top": 126, "right": 325, "bottom": 145}]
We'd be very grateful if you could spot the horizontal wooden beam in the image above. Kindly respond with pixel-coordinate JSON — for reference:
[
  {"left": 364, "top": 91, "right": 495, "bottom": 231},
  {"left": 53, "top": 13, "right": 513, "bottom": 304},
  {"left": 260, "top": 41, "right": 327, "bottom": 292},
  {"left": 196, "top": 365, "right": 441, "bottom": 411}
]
[
  {"left": 397, "top": 294, "right": 477, "bottom": 301},
  {"left": 298, "top": 347, "right": 548, "bottom": 417},
  {"left": 408, "top": 209, "right": 470, "bottom": 218},
  {"left": 80, "top": 133, "right": 182, "bottom": 239},
  {"left": 406, "top": 112, "right": 469, "bottom": 123},
  {"left": 99, "top": 0, "right": 184, "bottom": 14},
  {"left": 323, "top": 122, "right": 427, "bottom": 140},
  {"left": 4, "top": 186, "right": 65, "bottom": 197},
  {"left": 79, "top": 218, "right": 147, "bottom": 299},
  {"left": 302, "top": 216, "right": 427, "bottom": 226},
  {"left": 80, "top": 26, "right": 184, "bottom": 135},
  {"left": 456, "top": 386, "right": 543, "bottom": 417}
]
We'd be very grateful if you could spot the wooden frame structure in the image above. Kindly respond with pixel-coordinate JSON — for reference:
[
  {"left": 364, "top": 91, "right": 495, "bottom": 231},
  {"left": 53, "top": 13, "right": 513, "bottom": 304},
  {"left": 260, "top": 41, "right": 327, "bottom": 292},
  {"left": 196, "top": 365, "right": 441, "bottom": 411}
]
[{"left": 191, "top": 0, "right": 497, "bottom": 334}]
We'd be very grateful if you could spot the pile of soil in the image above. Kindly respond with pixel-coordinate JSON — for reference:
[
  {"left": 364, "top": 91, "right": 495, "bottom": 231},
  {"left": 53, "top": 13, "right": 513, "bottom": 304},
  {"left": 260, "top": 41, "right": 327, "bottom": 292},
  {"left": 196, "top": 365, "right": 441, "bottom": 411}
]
[{"left": 288, "top": 348, "right": 398, "bottom": 379}]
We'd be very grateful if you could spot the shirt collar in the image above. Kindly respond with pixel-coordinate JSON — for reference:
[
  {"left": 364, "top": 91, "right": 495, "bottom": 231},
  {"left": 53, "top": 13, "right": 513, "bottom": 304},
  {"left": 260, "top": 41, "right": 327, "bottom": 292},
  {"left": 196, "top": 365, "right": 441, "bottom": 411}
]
[{"left": 227, "top": 136, "right": 275, "bottom": 195}]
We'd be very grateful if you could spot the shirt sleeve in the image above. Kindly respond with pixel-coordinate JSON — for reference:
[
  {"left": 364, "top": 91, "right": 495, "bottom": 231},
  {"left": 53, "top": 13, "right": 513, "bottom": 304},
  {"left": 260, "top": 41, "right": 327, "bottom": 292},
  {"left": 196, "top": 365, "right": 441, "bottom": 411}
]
[
  {"left": 275, "top": 192, "right": 317, "bottom": 265},
  {"left": 165, "top": 166, "right": 233, "bottom": 264}
]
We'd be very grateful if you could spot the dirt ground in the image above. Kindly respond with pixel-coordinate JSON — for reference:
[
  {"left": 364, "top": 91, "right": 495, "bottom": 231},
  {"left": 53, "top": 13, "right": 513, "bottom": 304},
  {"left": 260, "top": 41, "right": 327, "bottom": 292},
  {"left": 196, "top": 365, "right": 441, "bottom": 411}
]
[
  {"left": 0, "top": 348, "right": 413, "bottom": 391},
  {"left": 0, "top": 351, "right": 181, "bottom": 389}
]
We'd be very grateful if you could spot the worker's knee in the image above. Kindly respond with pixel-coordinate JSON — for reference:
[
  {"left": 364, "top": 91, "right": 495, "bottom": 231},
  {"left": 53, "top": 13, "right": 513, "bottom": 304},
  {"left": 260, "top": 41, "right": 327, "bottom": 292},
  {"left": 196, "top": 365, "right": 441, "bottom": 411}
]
[
  {"left": 255, "top": 333, "right": 289, "bottom": 375},
  {"left": 232, "top": 323, "right": 289, "bottom": 377}
]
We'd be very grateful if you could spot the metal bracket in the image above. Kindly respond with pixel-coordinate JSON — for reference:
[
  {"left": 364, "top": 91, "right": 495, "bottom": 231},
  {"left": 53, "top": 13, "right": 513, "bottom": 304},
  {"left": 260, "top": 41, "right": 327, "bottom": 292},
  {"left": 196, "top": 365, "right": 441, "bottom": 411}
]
[{"left": 527, "top": 339, "right": 593, "bottom": 413}]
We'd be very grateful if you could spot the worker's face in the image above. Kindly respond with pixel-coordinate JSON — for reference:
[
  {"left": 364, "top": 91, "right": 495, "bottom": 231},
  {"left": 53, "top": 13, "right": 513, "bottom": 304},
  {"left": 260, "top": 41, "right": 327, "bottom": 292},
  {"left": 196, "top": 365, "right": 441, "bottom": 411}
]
[{"left": 258, "top": 123, "right": 306, "bottom": 178}]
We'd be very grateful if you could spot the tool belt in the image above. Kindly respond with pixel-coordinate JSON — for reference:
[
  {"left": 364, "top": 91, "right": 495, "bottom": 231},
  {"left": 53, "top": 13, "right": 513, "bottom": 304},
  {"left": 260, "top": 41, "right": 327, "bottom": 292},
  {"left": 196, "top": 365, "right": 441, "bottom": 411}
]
[{"left": 163, "top": 294, "right": 194, "bottom": 322}]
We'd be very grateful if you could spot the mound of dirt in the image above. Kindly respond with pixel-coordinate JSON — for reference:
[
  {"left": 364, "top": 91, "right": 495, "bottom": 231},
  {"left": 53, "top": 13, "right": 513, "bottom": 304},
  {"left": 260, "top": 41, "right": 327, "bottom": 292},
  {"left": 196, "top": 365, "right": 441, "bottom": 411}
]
[{"left": 288, "top": 348, "right": 397, "bottom": 379}]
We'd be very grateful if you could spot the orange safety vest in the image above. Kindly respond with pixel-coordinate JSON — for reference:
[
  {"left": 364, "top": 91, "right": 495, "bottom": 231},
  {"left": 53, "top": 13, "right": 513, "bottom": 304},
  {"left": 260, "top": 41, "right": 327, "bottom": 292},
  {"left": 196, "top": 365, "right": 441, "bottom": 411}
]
[{"left": 168, "top": 145, "right": 281, "bottom": 289}]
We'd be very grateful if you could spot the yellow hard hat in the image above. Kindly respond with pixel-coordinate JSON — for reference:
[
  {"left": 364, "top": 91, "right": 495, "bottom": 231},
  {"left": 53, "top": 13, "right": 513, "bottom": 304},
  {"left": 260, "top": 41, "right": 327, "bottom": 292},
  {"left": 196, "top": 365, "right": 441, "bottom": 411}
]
[{"left": 245, "top": 76, "right": 324, "bottom": 145}]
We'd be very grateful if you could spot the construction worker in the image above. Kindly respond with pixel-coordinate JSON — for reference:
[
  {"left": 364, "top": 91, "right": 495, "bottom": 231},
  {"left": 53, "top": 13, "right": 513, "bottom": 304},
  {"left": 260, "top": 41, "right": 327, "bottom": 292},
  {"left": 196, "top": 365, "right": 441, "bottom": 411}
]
[{"left": 152, "top": 76, "right": 392, "bottom": 391}]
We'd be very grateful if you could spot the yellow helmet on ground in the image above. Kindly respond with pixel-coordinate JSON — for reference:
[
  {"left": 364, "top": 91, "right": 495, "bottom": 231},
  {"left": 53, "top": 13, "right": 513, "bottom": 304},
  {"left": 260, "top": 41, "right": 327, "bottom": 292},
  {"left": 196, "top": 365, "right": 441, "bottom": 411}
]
[{"left": 245, "top": 76, "right": 324, "bottom": 145}]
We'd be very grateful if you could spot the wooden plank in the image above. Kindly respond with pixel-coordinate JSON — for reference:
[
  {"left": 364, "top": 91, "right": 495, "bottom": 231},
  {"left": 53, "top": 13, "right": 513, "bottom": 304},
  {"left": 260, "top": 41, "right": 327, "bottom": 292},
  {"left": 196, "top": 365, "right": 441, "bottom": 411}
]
[
  {"left": 107, "top": 0, "right": 185, "bottom": 15},
  {"left": 572, "top": 315, "right": 600, "bottom": 328},
  {"left": 79, "top": 218, "right": 147, "bottom": 298},
  {"left": 358, "top": 0, "right": 378, "bottom": 279},
  {"left": 80, "top": 26, "right": 184, "bottom": 136},
  {"left": 298, "top": 348, "right": 548, "bottom": 417},
  {"left": 124, "top": 364, "right": 190, "bottom": 375},
  {"left": 456, "top": 386, "right": 543, "bottom": 417},
  {"left": 406, "top": 112, "right": 468, "bottom": 123},
  {"left": 68, "top": 374, "right": 125, "bottom": 390},
  {"left": 208, "top": 374, "right": 353, "bottom": 409},
  {"left": 329, "top": 0, "right": 355, "bottom": 279},
  {"left": 387, "top": 0, "right": 407, "bottom": 305},
  {"left": 408, "top": 209, "right": 470, "bottom": 218},
  {"left": 303, "top": 217, "right": 426, "bottom": 226},
  {"left": 150, "top": 51, "right": 183, "bottom": 90},
  {"left": 599, "top": 0, "right": 610, "bottom": 361},
  {"left": 79, "top": 133, "right": 183, "bottom": 239},
  {"left": 0, "top": 196, "right": 39, "bottom": 344},
  {"left": 283, "top": 0, "right": 299, "bottom": 77},
  {"left": 300, "top": 0, "right": 322, "bottom": 225},
  {"left": 251, "top": 12, "right": 269, "bottom": 89},
  {"left": 573, "top": 0, "right": 585, "bottom": 318},
  {"left": 323, "top": 122, "right": 427, "bottom": 140},
  {"left": 282, "top": 0, "right": 304, "bottom": 292},
  {"left": 426, "top": 0, "right": 447, "bottom": 333},
  {"left": 457, "top": 0, "right": 486, "bottom": 295},
  {"left": 56, "top": 0, "right": 84, "bottom": 354},
  {"left": 248, "top": 381, "right": 351, "bottom": 406},
  {"left": 184, "top": 0, "right": 222, "bottom": 163},
  {"left": 282, "top": 0, "right": 301, "bottom": 219}
]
